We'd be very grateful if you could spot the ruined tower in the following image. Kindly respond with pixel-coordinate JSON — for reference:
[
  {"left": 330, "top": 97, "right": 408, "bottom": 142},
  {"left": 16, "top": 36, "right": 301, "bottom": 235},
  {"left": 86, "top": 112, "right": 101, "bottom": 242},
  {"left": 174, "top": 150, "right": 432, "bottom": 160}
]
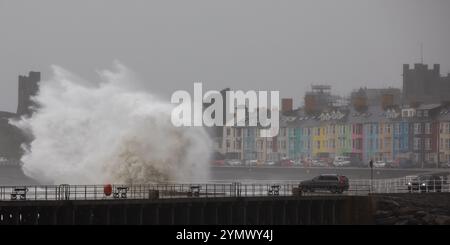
[{"left": 16, "top": 71, "right": 40, "bottom": 116}]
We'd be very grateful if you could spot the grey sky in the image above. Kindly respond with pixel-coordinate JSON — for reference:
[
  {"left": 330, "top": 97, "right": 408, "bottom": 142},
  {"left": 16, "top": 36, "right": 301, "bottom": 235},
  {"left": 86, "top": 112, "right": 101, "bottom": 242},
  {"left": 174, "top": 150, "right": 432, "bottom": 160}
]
[{"left": 1, "top": 0, "right": 450, "bottom": 112}]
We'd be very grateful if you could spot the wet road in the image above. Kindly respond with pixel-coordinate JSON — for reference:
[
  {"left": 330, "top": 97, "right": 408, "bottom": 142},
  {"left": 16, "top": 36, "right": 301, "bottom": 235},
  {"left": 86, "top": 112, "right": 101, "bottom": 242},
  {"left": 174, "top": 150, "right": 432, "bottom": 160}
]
[
  {"left": 0, "top": 165, "right": 445, "bottom": 185},
  {"left": 210, "top": 166, "right": 436, "bottom": 183}
]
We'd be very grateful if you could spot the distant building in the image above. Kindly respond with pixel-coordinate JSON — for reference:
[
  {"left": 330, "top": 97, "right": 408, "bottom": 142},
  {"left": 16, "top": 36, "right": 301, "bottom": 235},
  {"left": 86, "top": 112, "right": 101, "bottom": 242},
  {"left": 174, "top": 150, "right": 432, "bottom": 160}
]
[
  {"left": 203, "top": 88, "right": 230, "bottom": 155},
  {"left": 351, "top": 87, "right": 401, "bottom": 108},
  {"left": 0, "top": 71, "right": 40, "bottom": 159},
  {"left": 403, "top": 63, "right": 450, "bottom": 104},
  {"left": 304, "top": 85, "right": 333, "bottom": 114}
]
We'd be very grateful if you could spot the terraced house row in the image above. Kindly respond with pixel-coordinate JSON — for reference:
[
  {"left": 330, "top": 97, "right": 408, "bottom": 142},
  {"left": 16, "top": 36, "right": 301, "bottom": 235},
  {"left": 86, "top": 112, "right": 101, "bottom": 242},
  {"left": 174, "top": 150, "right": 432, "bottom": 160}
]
[
  {"left": 216, "top": 102, "right": 450, "bottom": 168},
  {"left": 212, "top": 63, "right": 450, "bottom": 167}
]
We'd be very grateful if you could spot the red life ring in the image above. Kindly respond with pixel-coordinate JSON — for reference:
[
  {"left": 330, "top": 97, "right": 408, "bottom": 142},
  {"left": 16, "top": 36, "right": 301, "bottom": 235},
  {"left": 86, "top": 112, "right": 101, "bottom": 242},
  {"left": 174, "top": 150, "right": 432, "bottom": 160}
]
[{"left": 104, "top": 184, "right": 112, "bottom": 196}]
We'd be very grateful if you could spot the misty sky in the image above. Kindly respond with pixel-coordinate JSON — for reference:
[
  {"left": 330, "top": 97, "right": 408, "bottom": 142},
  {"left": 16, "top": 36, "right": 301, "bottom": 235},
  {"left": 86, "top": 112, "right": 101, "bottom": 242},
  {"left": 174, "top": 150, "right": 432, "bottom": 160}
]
[{"left": 1, "top": 0, "right": 450, "bottom": 112}]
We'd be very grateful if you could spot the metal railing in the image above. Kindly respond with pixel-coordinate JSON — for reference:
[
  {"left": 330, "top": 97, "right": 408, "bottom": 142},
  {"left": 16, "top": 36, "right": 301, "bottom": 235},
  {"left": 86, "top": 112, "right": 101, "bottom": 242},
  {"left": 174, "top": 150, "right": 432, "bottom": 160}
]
[{"left": 0, "top": 178, "right": 449, "bottom": 201}]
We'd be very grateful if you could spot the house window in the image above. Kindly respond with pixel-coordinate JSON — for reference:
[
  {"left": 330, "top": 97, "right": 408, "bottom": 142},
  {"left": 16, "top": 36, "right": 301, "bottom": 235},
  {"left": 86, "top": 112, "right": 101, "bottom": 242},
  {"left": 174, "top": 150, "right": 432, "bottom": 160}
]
[
  {"left": 414, "top": 123, "right": 421, "bottom": 134},
  {"left": 414, "top": 138, "right": 420, "bottom": 150},
  {"left": 316, "top": 141, "right": 321, "bottom": 150},
  {"left": 424, "top": 123, "right": 431, "bottom": 134}
]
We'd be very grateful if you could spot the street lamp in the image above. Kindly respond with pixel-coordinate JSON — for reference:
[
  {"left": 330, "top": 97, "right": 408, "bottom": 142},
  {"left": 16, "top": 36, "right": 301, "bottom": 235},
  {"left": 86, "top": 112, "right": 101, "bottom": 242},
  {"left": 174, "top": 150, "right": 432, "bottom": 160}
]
[{"left": 369, "top": 159, "right": 374, "bottom": 193}]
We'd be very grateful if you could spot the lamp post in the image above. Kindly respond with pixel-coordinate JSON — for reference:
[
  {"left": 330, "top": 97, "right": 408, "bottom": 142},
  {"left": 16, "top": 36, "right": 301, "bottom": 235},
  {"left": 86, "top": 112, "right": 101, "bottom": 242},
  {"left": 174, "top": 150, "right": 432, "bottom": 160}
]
[{"left": 369, "top": 159, "right": 374, "bottom": 193}]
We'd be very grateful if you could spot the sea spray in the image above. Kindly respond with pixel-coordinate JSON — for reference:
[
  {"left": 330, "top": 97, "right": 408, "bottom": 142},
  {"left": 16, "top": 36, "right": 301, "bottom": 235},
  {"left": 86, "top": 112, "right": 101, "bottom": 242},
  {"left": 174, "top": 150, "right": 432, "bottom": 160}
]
[{"left": 11, "top": 63, "right": 212, "bottom": 184}]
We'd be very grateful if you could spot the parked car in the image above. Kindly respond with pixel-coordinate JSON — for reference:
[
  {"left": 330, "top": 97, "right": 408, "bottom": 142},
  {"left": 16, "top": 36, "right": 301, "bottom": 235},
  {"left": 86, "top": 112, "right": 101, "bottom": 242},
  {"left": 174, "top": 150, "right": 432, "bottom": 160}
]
[
  {"left": 211, "top": 159, "right": 225, "bottom": 166},
  {"left": 373, "top": 160, "right": 386, "bottom": 168},
  {"left": 299, "top": 174, "right": 349, "bottom": 194},
  {"left": 225, "top": 159, "right": 242, "bottom": 166},
  {"left": 398, "top": 158, "right": 416, "bottom": 168},
  {"left": 244, "top": 159, "right": 258, "bottom": 166},
  {"left": 386, "top": 159, "right": 399, "bottom": 168},
  {"left": 407, "top": 175, "right": 442, "bottom": 192},
  {"left": 312, "top": 159, "right": 328, "bottom": 167},
  {"left": 264, "top": 161, "right": 276, "bottom": 166},
  {"left": 278, "top": 158, "right": 294, "bottom": 167},
  {"left": 333, "top": 156, "right": 351, "bottom": 167},
  {"left": 293, "top": 159, "right": 303, "bottom": 166}
]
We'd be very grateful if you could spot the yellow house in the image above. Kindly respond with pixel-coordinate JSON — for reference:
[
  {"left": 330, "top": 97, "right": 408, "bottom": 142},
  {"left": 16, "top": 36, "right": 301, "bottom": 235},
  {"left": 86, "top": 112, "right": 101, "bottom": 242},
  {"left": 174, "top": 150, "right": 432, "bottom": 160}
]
[{"left": 312, "top": 125, "right": 328, "bottom": 157}]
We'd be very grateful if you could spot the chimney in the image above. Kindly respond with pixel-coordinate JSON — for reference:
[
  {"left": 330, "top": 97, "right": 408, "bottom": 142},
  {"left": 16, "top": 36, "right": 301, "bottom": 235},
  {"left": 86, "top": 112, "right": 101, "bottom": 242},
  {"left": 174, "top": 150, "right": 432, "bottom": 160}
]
[
  {"left": 304, "top": 94, "right": 316, "bottom": 114},
  {"left": 281, "top": 98, "right": 293, "bottom": 113},
  {"left": 351, "top": 89, "right": 367, "bottom": 112}
]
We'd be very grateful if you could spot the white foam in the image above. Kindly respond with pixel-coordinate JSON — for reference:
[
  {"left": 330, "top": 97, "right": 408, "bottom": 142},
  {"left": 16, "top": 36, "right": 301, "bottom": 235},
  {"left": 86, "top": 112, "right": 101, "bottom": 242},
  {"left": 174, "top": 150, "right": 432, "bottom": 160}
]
[{"left": 11, "top": 62, "right": 212, "bottom": 185}]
